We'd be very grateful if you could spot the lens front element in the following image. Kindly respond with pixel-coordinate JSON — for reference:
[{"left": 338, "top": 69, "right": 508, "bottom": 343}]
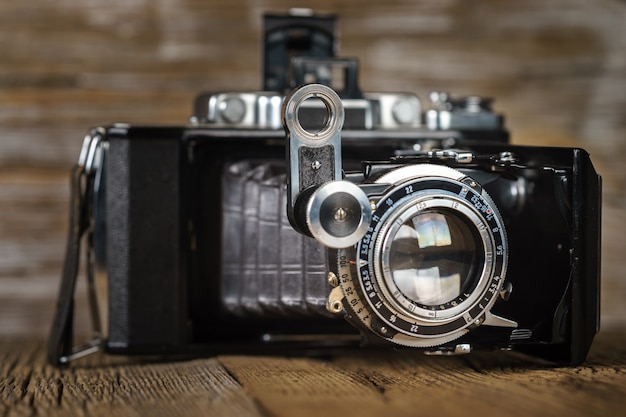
[
  {"left": 387, "top": 208, "right": 483, "bottom": 307},
  {"left": 374, "top": 192, "right": 494, "bottom": 323}
]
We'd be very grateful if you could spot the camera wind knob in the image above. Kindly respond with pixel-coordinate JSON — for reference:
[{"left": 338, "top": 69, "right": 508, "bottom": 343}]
[{"left": 306, "top": 180, "right": 372, "bottom": 249}]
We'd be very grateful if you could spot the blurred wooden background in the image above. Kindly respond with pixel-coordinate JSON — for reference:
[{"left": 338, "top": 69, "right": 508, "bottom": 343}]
[{"left": 0, "top": 0, "right": 624, "bottom": 343}]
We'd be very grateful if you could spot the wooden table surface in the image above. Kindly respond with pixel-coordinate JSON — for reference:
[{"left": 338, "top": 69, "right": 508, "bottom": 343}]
[
  {"left": 1, "top": 1, "right": 626, "bottom": 416},
  {"left": 0, "top": 330, "right": 625, "bottom": 417}
]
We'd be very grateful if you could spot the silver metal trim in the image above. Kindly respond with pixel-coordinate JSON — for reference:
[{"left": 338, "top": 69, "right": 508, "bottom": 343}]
[
  {"left": 59, "top": 128, "right": 105, "bottom": 365},
  {"left": 306, "top": 180, "right": 372, "bottom": 249},
  {"left": 283, "top": 83, "right": 345, "bottom": 146},
  {"left": 193, "top": 90, "right": 423, "bottom": 130}
]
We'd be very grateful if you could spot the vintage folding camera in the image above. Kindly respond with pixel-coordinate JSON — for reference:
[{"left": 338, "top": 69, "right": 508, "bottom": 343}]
[{"left": 49, "top": 10, "right": 601, "bottom": 367}]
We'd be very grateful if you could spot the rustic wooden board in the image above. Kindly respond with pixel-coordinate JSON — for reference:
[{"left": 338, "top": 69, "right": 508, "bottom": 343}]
[
  {"left": 0, "top": 331, "right": 624, "bottom": 417},
  {"left": 0, "top": 339, "right": 263, "bottom": 417}
]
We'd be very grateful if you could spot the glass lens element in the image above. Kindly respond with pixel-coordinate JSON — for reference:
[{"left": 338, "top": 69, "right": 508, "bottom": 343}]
[{"left": 388, "top": 209, "right": 482, "bottom": 306}]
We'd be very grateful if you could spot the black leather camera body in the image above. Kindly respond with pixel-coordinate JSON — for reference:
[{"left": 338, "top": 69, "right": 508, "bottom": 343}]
[{"left": 48, "top": 10, "right": 601, "bottom": 366}]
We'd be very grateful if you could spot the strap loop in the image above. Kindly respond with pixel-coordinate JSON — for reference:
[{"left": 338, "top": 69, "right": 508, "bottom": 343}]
[{"left": 47, "top": 128, "right": 105, "bottom": 366}]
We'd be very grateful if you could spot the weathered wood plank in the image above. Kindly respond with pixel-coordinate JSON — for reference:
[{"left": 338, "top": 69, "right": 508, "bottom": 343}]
[
  {"left": 218, "top": 355, "right": 391, "bottom": 417},
  {"left": 0, "top": 331, "right": 624, "bottom": 417},
  {"left": 220, "top": 330, "right": 626, "bottom": 417},
  {"left": 0, "top": 339, "right": 263, "bottom": 417},
  {"left": 0, "top": 168, "right": 70, "bottom": 337}
]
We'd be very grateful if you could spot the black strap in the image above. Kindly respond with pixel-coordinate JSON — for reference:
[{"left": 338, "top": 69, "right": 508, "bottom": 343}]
[
  {"left": 48, "top": 165, "right": 86, "bottom": 365},
  {"left": 48, "top": 130, "right": 105, "bottom": 367}
]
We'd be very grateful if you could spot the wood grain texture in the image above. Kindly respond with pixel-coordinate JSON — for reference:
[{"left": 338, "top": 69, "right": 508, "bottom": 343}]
[
  {"left": 0, "top": 331, "right": 624, "bottom": 417},
  {"left": 220, "top": 332, "right": 626, "bottom": 417},
  {"left": 0, "top": 339, "right": 263, "bottom": 417}
]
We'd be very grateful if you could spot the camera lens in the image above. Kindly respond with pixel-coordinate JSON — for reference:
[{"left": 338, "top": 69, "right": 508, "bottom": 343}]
[
  {"left": 337, "top": 164, "right": 509, "bottom": 347},
  {"left": 386, "top": 208, "right": 483, "bottom": 307},
  {"left": 375, "top": 192, "right": 495, "bottom": 322}
]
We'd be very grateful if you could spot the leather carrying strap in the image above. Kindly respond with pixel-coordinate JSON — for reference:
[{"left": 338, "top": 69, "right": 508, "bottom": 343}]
[{"left": 48, "top": 131, "right": 104, "bottom": 366}]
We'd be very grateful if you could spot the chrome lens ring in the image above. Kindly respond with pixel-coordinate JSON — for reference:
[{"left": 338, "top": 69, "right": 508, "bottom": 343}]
[
  {"left": 373, "top": 191, "right": 493, "bottom": 324},
  {"left": 283, "top": 83, "right": 345, "bottom": 146}
]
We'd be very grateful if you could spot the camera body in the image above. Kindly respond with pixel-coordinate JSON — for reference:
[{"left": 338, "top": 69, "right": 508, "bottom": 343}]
[{"left": 48, "top": 10, "right": 601, "bottom": 366}]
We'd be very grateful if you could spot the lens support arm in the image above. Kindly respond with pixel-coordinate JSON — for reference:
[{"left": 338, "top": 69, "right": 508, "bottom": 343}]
[{"left": 283, "top": 84, "right": 371, "bottom": 248}]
